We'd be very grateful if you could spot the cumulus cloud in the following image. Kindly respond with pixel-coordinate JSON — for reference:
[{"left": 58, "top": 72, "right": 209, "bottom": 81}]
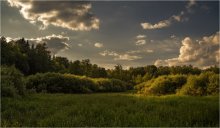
[
  {"left": 141, "top": 0, "right": 195, "bottom": 30},
  {"left": 154, "top": 32, "right": 220, "bottom": 68},
  {"left": 99, "top": 50, "right": 142, "bottom": 61},
  {"left": 94, "top": 42, "right": 103, "bottom": 48},
  {"left": 7, "top": 0, "right": 99, "bottom": 31},
  {"left": 29, "top": 34, "right": 70, "bottom": 54}
]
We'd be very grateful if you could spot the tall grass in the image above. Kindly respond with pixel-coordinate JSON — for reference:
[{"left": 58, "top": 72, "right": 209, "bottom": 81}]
[{"left": 1, "top": 93, "right": 219, "bottom": 127}]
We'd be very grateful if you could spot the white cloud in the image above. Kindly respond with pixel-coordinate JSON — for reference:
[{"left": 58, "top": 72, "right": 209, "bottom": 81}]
[
  {"left": 172, "top": 11, "right": 185, "bottom": 22},
  {"left": 99, "top": 50, "right": 118, "bottom": 56},
  {"left": 5, "top": 37, "right": 20, "bottom": 42},
  {"left": 78, "top": 43, "right": 83, "bottom": 47},
  {"left": 146, "top": 49, "right": 154, "bottom": 53},
  {"left": 154, "top": 59, "right": 167, "bottom": 67},
  {"left": 114, "top": 54, "right": 142, "bottom": 61},
  {"left": 135, "top": 39, "right": 146, "bottom": 46},
  {"left": 126, "top": 49, "right": 154, "bottom": 54},
  {"left": 94, "top": 42, "right": 103, "bottom": 48},
  {"left": 7, "top": 0, "right": 99, "bottom": 31},
  {"left": 141, "top": 20, "right": 171, "bottom": 30},
  {"left": 154, "top": 32, "right": 220, "bottom": 68},
  {"left": 136, "top": 34, "right": 146, "bottom": 39},
  {"left": 126, "top": 50, "right": 142, "bottom": 54},
  {"left": 100, "top": 50, "right": 142, "bottom": 61},
  {"left": 5, "top": 34, "right": 70, "bottom": 54},
  {"left": 141, "top": 0, "right": 196, "bottom": 30},
  {"left": 170, "top": 34, "right": 176, "bottom": 39},
  {"left": 186, "top": 0, "right": 196, "bottom": 13}
]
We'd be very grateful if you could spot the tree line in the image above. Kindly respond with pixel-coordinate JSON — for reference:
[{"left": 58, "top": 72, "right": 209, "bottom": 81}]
[{"left": 1, "top": 36, "right": 219, "bottom": 84}]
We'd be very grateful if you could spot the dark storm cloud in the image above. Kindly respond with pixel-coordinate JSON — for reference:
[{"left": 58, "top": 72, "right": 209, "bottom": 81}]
[{"left": 7, "top": 0, "right": 99, "bottom": 31}]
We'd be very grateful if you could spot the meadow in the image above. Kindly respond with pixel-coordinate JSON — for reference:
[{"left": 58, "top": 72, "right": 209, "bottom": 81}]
[{"left": 1, "top": 93, "right": 219, "bottom": 127}]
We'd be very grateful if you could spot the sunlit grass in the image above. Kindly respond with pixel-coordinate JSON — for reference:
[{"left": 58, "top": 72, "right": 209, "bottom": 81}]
[{"left": 1, "top": 93, "right": 219, "bottom": 127}]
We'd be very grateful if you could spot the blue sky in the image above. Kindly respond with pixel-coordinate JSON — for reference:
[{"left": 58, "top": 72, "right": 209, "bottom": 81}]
[{"left": 1, "top": 0, "right": 219, "bottom": 69}]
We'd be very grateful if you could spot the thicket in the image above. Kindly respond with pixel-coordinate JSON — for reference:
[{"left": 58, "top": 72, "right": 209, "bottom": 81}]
[
  {"left": 136, "top": 75, "right": 187, "bottom": 95},
  {"left": 136, "top": 72, "right": 219, "bottom": 96},
  {"left": 1, "top": 66, "right": 26, "bottom": 97},
  {"left": 179, "top": 72, "right": 219, "bottom": 96},
  {"left": 26, "top": 72, "right": 132, "bottom": 93}
]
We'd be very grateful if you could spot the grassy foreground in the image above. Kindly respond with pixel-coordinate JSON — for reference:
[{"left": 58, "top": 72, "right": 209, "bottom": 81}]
[{"left": 1, "top": 93, "right": 219, "bottom": 127}]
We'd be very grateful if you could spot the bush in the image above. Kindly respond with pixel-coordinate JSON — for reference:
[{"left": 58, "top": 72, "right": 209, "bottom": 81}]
[
  {"left": 1, "top": 65, "right": 26, "bottom": 97},
  {"left": 26, "top": 73, "right": 94, "bottom": 93},
  {"left": 179, "top": 72, "right": 219, "bottom": 96},
  {"left": 26, "top": 72, "right": 130, "bottom": 93},
  {"left": 137, "top": 75, "right": 187, "bottom": 95},
  {"left": 207, "top": 74, "right": 219, "bottom": 95}
]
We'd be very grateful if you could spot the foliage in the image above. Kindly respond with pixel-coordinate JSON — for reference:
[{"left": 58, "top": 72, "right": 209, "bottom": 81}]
[
  {"left": 26, "top": 72, "right": 131, "bottom": 93},
  {"left": 138, "top": 75, "right": 187, "bottom": 95},
  {"left": 179, "top": 72, "right": 219, "bottom": 96},
  {"left": 1, "top": 65, "right": 26, "bottom": 97},
  {"left": 93, "top": 78, "right": 132, "bottom": 92},
  {"left": 207, "top": 74, "right": 219, "bottom": 95}
]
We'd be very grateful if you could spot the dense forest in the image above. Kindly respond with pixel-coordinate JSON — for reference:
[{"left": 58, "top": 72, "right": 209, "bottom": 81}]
[{"left": 1, "top": 36, "right": 219, "bottom": 97}]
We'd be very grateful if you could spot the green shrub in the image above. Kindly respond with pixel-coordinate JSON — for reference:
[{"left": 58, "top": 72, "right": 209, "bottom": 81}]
[
  {"left": 207, "top": 74, "right": 219, "bottom": 95},
  {"left": 137, "top": 75, "right": 187, "bottom": 95},
  {"left": 179, "top": 75, "right": 205, "bottom": 96},
  {"left": 179, "top": 72, "right": 219, "bottom": 96},
  {"left": 26, "top": 72, "right": 130, "bottom": 93},
  {"left": 1, "top": 65, "right": 26, "bottom": 97},
  {"left": 93, "top": 78, "right": 130, "bottom": 92}
]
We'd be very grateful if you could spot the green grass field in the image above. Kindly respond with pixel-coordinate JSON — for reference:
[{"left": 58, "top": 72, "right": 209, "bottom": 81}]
[{"left": 1, "top": 93, "right": 219, "bottom": 127}]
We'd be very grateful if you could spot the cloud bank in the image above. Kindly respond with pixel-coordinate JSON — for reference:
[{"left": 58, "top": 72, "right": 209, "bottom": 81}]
[
  {"left": 7, "top": 0, "right": 99, "bottom": 31},
  {"left": 154, "top": 32, "right": 220, "bottom": 68}
]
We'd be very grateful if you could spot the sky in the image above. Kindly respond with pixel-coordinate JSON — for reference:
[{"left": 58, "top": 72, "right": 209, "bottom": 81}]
[{"left": 1, "top": 0, "right": 219, "bottom": 69}]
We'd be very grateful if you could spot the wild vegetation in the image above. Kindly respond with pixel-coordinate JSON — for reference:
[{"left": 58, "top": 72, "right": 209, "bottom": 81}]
[
  {"left": 26, "top": 72, "right": 132, "bottom": 93},
  {"left": 1, "top": 93, "right": 219, "bottom": 127},
  {"left": 136, "top": 72, "right": 219, "bottom": 96},
  {"left": 1, "top": 66, "right": 26, "bottom": 97}
]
